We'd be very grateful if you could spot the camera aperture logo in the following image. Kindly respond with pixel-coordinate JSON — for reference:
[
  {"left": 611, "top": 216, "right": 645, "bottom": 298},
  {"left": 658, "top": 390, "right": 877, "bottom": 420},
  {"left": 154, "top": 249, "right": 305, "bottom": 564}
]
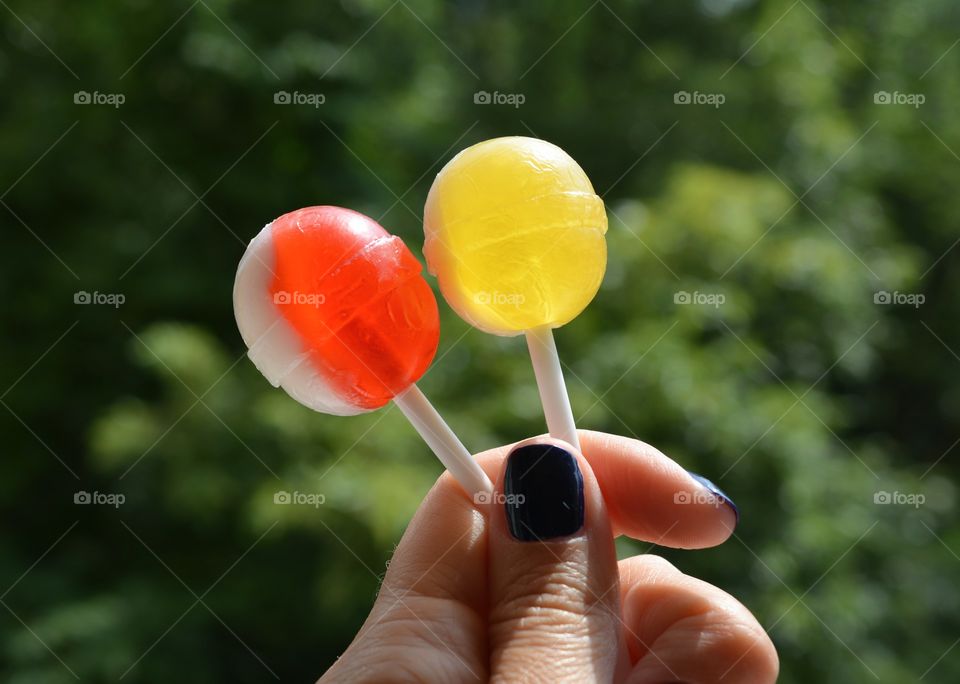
[
  {"left": 74, "top": 290, "right": 125, "bottom": 308},
  {"left": 874, "top": 490, "right": 925, "bottom": 508},
  {"left": 474, "top": 90, "right": 525, "bottom": 108},
  {"left": 674, "top": 90, "right": 725, "bottom": 108},
  {"left": 273, "top": 290, "right": 325, "bottom": 307},
  {"left": 274, "top": 91, "right": 326, "bottom": 108},
  {"left": 74, "top": 90, "right": 125, "bottom": 108},
  {"left": 475, "top": 291, "right": 525, "bottom": 308},
  {"left": 74, "top": 490, "right": 125, "bottom": 508},
  {"left": 274, "top": 490, "right": 326, "bottom": 508},
  {"left": 874, "top": 290, "right": 924, "bottom": 308},
  {"left": 673, "top": 490, "right": 725, "bottom": 508},
  {"left": 874, "top": 91, "right": 924, "bottom": 108},
  {"left": 674, "top": 290, "right": 725, "bottom": 308},
  {"left": 474, "top": 491, "right": 526, "bottom": 506}
]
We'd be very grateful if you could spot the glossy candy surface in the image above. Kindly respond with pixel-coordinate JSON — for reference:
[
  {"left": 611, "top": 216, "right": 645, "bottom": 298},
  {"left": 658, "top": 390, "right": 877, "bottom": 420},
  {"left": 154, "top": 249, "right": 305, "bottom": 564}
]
[
  {"left": 423, "top": 137, "right": 607, "bottom": 335},
  {"left": 233, "top": 206, "right": 439, "bottom": 415}
]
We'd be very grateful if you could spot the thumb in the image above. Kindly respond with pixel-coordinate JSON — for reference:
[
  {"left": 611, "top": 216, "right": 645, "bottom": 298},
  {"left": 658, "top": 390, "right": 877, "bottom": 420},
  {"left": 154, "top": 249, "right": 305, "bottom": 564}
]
[{"left": 487, "top": 437, "right": 629, "bottom": 682}]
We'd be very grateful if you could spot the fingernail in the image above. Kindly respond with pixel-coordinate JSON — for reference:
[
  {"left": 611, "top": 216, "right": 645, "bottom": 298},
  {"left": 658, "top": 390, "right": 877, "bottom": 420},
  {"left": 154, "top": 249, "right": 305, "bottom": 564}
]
[
  {"left": 504, "top": 444, "right": 585, "bottom": 542},
  {"left": 687, "top": 471, "right": 739, "bottom": 524}
]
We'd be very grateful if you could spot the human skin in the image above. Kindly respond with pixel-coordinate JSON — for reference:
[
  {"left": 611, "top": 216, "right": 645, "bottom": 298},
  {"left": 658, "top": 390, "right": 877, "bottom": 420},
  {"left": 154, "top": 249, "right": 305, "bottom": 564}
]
[{"left": 318, "top": 430, "right": 779, "bottom": 683}]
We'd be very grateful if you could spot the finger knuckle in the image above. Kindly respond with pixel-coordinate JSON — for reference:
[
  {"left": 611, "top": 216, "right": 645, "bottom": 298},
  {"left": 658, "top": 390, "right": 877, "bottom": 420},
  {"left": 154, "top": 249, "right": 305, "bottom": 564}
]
[
  {"left": 635, "top": 554, "right": 681, "bottom": 579},
  {"left": 693, "top": 611, "right": 779, "bottom": 683},
  {"left": 492, "top": 558, "right": 608, "bottom": 627}
]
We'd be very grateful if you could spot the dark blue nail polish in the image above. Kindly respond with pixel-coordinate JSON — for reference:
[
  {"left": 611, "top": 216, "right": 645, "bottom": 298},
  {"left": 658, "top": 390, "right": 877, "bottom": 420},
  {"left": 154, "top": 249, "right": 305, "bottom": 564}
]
[
  {"left": 687, "top": 471, "right": 739, "bottom": 524},
  {"left": 504, "top": 444, "right": 584, "bottom": 542}
]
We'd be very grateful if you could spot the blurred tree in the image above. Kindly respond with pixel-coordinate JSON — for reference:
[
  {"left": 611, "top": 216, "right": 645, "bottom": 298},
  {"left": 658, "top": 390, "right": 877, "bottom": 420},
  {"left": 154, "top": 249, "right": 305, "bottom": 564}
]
[{"left": 1, "top": 0, "right": 958, "bottom": 682}]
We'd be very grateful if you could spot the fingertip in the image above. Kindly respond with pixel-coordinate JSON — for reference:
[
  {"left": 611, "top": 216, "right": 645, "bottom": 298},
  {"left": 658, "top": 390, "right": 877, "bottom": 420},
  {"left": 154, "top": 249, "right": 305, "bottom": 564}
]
[
  {"left": 495, "top": 437, "right": 592, "bottom": 543},
  {"left": 686, "top": 471, "right": 739, "bottom": 525},
  {"left": 577, "top": 431, "right": 738, "bottom": 549}
]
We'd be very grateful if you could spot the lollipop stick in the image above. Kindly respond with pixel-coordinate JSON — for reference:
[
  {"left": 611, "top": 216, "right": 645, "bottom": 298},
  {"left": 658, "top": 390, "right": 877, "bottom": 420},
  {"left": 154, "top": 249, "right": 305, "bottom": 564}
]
[
  {"left": 393, "top": 384, "right": 494, "bottom": 495},
  {"left": 525, "top": 326, "right": 581, "bottom": 451}
]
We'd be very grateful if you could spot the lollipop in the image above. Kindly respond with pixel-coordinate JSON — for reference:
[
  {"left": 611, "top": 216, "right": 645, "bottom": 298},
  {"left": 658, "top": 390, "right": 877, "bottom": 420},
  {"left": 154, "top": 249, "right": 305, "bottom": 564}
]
[
  {"left": 424, "top": 137, "right": 607, "bottom": 450},
  {"left": 234, "top": 205, "right": 492, "bottom": 494}
]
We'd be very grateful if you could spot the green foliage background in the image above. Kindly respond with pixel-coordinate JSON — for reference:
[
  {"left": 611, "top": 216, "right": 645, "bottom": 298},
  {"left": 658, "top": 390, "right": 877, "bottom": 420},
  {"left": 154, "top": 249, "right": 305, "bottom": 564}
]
[{"left": 2, "top": 1, "right": 958, "bottom": 681}]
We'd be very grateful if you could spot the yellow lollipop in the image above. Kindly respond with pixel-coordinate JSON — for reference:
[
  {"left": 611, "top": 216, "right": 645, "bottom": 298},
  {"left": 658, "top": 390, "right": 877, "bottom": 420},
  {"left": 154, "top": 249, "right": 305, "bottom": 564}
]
[
  {"left": 424, "top": 137, "right": 608, "bottom": 449},
  {"left": 424, "top": 136, "right": 607, "bottom": 334}
]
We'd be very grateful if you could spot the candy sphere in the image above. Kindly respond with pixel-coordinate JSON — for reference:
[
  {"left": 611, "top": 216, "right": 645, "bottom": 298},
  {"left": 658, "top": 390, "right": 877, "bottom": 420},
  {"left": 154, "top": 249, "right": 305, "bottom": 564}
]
[
  {"left": 423, "top": 137, "right": 607, "bottom": 336},
  {"left": 234, "top": 206, "right": 439, "bottom": 415}
]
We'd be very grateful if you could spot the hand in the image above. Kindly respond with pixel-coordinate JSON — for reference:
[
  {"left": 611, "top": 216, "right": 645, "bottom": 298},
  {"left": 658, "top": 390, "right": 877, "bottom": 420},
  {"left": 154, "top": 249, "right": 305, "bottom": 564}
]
[{"left": 318, "top": 431, "right": 778, "bottom": 683}]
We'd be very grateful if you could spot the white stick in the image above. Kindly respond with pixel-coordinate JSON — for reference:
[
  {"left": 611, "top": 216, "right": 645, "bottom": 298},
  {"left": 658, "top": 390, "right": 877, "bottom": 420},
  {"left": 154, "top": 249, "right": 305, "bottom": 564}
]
[
  {"left": 525, "top": 326, "right": 581, "bottom": 451},
  {"left": 393, "top": 384, "right": 494, "bottom": 495}
]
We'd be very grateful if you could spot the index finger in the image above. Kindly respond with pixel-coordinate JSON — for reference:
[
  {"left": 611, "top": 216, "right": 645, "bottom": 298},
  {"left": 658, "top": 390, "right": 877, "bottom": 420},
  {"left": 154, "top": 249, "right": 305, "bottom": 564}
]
[{"left": 578, "top": 430, "right": 738, "bottom": 548}]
